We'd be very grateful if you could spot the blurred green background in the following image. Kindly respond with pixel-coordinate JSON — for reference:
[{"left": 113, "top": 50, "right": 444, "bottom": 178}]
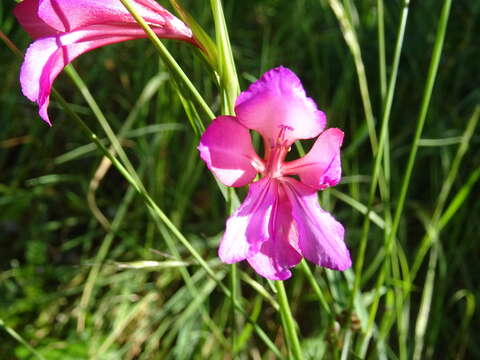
[{"left": 1, "top": 0, "right": 479, "bottom": 359}]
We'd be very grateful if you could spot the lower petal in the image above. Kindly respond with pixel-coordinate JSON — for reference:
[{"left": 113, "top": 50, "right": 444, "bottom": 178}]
[
  {"left": 247, "top": 241, "right": 301, "bottom": 281},
  {"left": 283, "top": 177, "right": 351, "bottom": 271},
  {"left": 20, "top": 29, "right": 142, "bottom": 125},
  {"left": 218, "top": 178, "right": 277, "bottom": 263},
  {"left": 247, "top": 182, "right": 302, "bottom": 280}
]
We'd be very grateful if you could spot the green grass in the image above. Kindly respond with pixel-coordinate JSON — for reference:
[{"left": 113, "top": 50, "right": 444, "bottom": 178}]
[{"left": 1, "top": 0, "right": 479, "bottom": 359}]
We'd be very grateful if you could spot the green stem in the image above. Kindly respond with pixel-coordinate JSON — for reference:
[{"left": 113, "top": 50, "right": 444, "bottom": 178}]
[
  {"left": 299, "top": 261, "right": 332, "bottom": 316},
  {"left": 210, "top": 0, "right": 240, "bottom": 113},
  {"left": 230, "top": 263, "right": 238, "bottom": 353},
  {"left": 275, "top": 282, "right": 303, "bottom": 360},
  {"left": 209, "top": 2, "right": 242, "bottom": 357},
  {"left": 118, "top": 0, "right": 215, "bottom": 120}
]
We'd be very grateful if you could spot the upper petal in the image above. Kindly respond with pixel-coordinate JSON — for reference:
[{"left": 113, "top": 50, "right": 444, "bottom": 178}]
[
  {"left": 14, "top": 0, "right": 58, "bottom": 38},
  {"left": 283, "top": 177, "right": 351, "bottom": 271},
  {"left": 247, "top": 181, "right": 302, "bottom": 280},
  {"left": 235, "top": 66, "right": 326, "bottom": 145},
  {"left": 283, "top": 128, "right": 344, "bottom": 190},
  {"left": 35, "top": 0, "right": 192, "bottom": 40},
  {"left": 198, "top": 116, "right": 263, "bottom": 187},
  {"left": 219, "top": 178, "right": 277, "bottom": 263}
]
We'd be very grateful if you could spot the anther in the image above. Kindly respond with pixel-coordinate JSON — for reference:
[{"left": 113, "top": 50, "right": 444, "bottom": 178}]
[{"left": 276, "top": 125, "right": 293, "bottom": 147}]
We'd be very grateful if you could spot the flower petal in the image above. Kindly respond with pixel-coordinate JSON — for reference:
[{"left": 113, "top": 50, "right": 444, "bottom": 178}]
[
  {"left": 283, "top": 128, "right": 344, "bottom": 190},
  {"left": 247, "top": 240, "right": 301, "bottom": 280},
  {"left": 235, "top": 66, "right": 326, "bottom": 145},
  {"left": 13, "top": 0, "right": 58, "bottom": 38},
  {"left": 14, "top": 0, "right": 193, "bottom": 41},
  {"left": 35, "top": 0, "right": 192, "bottom": 40},
  {"left": 219, "top": 178, "right": 277, "bottom": 263},
  {"left": 283, "top": 178, "right": 351, "bottom": 271},
  {"left": 15, "top": 0, "right": 196, "bottom": 124},
  {"left": 198, "top": 116, "right": 263, "bottom": 187},
  {"left": 19, "top": 29, "right": 141, "bottom": 125},
  {"left": 247, "top": 182, "right": 302, "bottom": 280}
]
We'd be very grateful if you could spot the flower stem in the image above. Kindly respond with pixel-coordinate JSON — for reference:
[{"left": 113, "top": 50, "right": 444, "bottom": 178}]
[
  {"left": 230, "top": 263, "right": 238, "bottom": 353},
  {"left": 275, "top": 281, "right": 303, "bottom": 360},
  {"left": 299, "top": 261, "right": 332, "bottom": 316},
  {"left": 210, "top": 0, "right": 240, "bottom": 113},
  {"left": 209, "top": 2, "right": 242, "bottom": 357}
]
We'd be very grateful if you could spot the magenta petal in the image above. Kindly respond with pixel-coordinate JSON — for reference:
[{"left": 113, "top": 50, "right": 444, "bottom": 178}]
[
  {"left": 283, "top": 128, "right": 344, "bottom": 190},
  {"left": 283, "top": 178, "right": 351, "bottom": 271},
  {"left": 219, "top": 179, "right": 277, "bottom": 263},
  {"left": 20, "top": 37, "right": 58, "bottom": 125},
  {"left": 247, "top": 183, "right": 302, "bottom": 280},
  {"left": 15, "top": 0, "right": 196, "bottom": 124},
  {"left": 35, "top": 0, "right": 192, "bottom": 40},
  {"left": 247, "top": 239, "right": 301, "bottom": 280},
  {"left": 19, "top": 30, "right": 140, "bottom": 124},
  {"left": 13, "top": 0, "right": 58, "bottom": 39},
  {"left": 235, "top": 66, "right": 326, "bottom": 145},
  {"left": 198, "top": 116, "right": 263, "bottom": 187}
]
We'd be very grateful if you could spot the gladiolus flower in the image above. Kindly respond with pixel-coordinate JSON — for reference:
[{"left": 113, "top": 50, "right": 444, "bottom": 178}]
[
  {"left": 198, "top": 66, "right": 351, "bottom": 280},
  {"left": 14, "top": 0, "right": 196, "bottom": 125}
]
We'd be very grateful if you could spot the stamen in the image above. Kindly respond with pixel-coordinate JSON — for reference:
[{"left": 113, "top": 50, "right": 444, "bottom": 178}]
[
  {"left": 263, "top": 125, "right": 294, "bottom": 178},
  {"left": 276, "top": 125, "right": 294, "bottom": 146}
]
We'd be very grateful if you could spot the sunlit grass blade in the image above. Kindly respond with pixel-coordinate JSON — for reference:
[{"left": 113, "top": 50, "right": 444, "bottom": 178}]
[
  {"left": 210, "top": 0, "right": 240, "bottom": 113},
  {"left": 327, "top": 0, "right": 377, "bottom": 152},
  {"left": 351, "top": 0, "right": 411, "bottom": 313},
  {"left": 118, "top": 0, "right": 215, "bottom": 120},
  {"left": 412, "top": 105, "right": 479, "bottom": 278},
  {"left": 359, "top": 0, "right": 452, "bottom": 355}
]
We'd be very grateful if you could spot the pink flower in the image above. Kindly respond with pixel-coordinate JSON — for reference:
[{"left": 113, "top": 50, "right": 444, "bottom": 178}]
[
  {"left": 198, "top": 67, "right": 351, "bottom": 280},
  {"left": 14, "top": 0, "right": 196, "bottom": 125}
]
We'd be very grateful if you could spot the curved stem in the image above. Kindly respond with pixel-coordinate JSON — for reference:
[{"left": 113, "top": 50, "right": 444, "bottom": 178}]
[{"left": 118, "top": 0, "right": 215, "bottom": 121}]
